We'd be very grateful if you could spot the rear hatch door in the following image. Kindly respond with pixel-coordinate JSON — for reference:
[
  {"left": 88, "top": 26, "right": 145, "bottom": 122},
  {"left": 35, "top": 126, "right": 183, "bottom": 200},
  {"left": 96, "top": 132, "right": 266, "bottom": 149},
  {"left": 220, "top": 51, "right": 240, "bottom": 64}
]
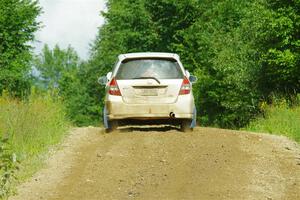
[
  {"left": 118, "top": 79, "right": 182, "bottom": 104},
  {"left": 115, "top": 58, "right": 184, "bottom": 104}
]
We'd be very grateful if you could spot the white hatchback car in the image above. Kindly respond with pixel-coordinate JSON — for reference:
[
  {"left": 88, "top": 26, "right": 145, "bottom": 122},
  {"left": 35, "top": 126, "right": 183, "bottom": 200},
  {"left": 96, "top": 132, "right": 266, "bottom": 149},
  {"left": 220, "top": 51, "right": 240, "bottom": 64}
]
[{"left": 99, "top": 52, "right": 197, "bottom": 132}]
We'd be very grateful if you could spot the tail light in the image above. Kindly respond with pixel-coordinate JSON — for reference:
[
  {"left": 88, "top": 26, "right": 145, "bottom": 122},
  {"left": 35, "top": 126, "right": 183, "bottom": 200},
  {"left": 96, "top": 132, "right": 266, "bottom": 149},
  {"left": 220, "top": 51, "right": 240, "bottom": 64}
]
[
  {"left": 108, "top": 78, "right": 121, "bottom": 96},
  {"left": 179, "top": 77, "right": 191, "bottom": 95}
]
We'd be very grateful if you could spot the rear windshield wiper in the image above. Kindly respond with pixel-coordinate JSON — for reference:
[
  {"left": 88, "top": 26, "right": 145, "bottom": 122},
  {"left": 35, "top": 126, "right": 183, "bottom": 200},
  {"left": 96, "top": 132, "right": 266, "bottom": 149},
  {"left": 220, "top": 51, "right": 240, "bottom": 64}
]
[{"left": 133, "top": 77, "right": 161, "bottom": 84}]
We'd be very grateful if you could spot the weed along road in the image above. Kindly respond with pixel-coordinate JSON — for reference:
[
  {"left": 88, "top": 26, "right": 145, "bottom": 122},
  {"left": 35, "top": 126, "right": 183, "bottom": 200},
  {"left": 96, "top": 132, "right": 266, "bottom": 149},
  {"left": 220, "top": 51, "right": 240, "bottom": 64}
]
[{"left": 10, "top": 127, "right": 300, "bottom": 200}]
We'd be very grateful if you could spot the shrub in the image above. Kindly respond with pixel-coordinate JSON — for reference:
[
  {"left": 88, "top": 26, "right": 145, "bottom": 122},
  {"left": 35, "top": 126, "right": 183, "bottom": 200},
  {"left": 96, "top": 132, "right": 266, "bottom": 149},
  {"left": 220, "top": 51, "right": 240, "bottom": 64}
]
[
  {"left": 245, "top": 98, "right": 300, "bottom": 142},
  {"left": 0, "top": 90, "right": 69, "bottom": 180},
  {"left": 0, "top": 138, "right": 18, "bottom": 199}
]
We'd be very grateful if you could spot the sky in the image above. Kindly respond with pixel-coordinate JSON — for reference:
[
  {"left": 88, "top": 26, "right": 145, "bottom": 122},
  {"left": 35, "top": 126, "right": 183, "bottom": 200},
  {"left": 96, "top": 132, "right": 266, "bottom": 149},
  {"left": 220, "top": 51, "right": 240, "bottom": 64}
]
[{"left": 34, "top": 0, "right": 106, "bottom": 60}]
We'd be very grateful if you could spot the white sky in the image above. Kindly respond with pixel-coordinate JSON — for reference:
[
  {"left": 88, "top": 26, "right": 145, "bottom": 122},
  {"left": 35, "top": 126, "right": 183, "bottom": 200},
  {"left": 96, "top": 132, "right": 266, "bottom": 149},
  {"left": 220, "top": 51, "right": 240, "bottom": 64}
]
[{"left": 34, "top": 0, "right": 106, "bottom": 60}]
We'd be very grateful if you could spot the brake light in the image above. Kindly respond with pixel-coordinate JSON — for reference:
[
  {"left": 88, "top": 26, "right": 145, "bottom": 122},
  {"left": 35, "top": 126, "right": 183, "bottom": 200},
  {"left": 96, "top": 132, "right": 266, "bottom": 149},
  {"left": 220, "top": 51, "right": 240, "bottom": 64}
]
[
  {"left": 179, "top": 77, "right": 191, "bottom": 95},
  {"left": 108, "top": 78, "right": 121, "bottom": 96}
]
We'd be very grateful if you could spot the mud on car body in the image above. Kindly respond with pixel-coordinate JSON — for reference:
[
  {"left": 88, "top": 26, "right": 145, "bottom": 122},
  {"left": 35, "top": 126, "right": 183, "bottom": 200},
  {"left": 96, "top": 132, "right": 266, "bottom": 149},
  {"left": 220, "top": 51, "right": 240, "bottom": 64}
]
[{"left": 98, "top": 52, "right": 197, "bottom": 132}]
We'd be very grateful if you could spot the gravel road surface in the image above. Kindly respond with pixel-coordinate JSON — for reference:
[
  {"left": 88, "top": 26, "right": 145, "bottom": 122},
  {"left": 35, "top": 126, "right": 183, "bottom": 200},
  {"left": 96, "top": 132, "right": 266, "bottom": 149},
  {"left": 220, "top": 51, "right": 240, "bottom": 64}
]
[{"left": 10, "top": 127, "right": 300, "bottom": 200}]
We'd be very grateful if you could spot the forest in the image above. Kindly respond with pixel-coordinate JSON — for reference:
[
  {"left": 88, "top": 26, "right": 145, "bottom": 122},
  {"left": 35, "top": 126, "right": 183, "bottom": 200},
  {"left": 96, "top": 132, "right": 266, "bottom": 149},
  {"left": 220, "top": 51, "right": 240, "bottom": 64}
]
[{"left": 0, "top": 0, "right": 299, "bottom": 127}]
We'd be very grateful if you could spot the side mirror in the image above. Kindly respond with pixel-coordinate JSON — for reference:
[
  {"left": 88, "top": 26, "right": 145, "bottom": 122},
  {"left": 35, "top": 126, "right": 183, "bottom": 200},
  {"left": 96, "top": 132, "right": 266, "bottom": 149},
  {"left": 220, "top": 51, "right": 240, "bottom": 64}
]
[
  {"left": 185, "top": 70, "right": 190, "bottom": 77},
  {"left": 106, "top": 72, "right": 112, "bottom": 82},
  {"left": 98, "top": 72, "right": 113, "bottom": 86},
  {"left": 189, "top": 75, "right": 198, "bottom": 83},
  {"left": 98, "top": 76, "right": 107, "bottom": 86}
]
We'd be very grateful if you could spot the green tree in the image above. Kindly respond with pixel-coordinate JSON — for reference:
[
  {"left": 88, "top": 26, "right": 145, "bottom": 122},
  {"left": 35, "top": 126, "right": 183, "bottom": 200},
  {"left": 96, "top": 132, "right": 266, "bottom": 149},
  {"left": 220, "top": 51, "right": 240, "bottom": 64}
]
[
  {"left": 258, "top": 0, "right": 300, "bottom": 97},
  {"left": 34, "top": 44, "right": 80, "bottom": 89},
  {"left": 88, "top": 0, "right": 262, "bottom": 127},
  {"left": 33, "top": 44, "right": 95, "bottom": 126},
  {"left": 84, "top": 0, "right": 300, "bottom": 128},
  {"left": 169, "top": 0, "right": 266, "bottom": 127},
  {"left": 0, "top": 0, "right": 41, "bottom": 96},
  {"left": 144, "top": 0, "right": 202, "bottom": 52}
]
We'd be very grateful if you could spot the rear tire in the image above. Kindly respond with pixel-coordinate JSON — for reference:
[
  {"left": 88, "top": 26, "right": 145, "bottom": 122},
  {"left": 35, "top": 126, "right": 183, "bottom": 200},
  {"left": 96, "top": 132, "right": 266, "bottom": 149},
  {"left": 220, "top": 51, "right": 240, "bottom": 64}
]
[
  {"left": 105, "top": 120, "right": 118, "bottom": 133},
  {"left": 180, "top": 120, "right": 193, "bottom": 132}
]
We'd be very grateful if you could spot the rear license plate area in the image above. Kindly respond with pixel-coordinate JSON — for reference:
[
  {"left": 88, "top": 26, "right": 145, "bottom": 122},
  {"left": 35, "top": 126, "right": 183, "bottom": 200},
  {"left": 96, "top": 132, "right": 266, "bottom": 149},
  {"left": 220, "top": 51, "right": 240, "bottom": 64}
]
[{"left": 140, "top": 89, "right": 158, "bottom": 96}]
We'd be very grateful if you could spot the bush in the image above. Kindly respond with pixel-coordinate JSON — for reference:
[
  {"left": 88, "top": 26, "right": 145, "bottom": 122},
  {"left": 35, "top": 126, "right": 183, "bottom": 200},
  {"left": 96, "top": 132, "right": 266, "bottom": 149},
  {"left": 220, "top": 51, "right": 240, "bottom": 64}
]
[
  {"left": 0, "top": 90, "right": 69, "bottom": 180},
  {"left": 0, "top": 0, "right": 41, "bottom": 97},
  {"left": 0, "top": 138, "right": 18, "bottom": 199},
  {"left": 245, "top": 98, "right": 300, "bottom": 142}
]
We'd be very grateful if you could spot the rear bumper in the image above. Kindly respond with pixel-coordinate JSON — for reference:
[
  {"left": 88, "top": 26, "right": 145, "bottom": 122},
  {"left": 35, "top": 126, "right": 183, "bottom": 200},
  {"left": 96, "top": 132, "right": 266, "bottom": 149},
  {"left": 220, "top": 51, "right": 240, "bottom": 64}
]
[{"left": 106, "top": 94, "right": 195, "bottom": 120}]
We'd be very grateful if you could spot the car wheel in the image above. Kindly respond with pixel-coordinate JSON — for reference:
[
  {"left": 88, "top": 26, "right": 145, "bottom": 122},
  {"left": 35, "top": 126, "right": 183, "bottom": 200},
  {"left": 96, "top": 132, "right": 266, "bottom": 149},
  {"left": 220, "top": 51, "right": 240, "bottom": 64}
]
[
  {"left": 105, "top": 120, "right": 118, "bottom": 133},
  {"left": 180, "top": 120, "right": 193, "bottom": 132}
]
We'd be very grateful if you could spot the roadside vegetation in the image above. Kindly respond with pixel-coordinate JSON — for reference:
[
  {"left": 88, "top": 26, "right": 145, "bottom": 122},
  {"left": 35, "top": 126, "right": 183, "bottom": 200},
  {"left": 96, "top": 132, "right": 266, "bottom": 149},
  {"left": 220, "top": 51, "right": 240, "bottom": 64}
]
[
  {"left": 0, "top": 92, "right": 69, "bottom": 198},
  {"left": 246, "top": 98, "right": 300, "bottom": 143}
]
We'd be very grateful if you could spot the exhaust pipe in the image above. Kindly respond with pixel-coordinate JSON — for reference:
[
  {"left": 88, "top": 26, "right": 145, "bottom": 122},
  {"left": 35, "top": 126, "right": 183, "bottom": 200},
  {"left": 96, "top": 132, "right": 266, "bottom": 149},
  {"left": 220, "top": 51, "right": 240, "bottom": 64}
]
[{"left": 169, "top": 112, "right": 176, "bottom": 118}]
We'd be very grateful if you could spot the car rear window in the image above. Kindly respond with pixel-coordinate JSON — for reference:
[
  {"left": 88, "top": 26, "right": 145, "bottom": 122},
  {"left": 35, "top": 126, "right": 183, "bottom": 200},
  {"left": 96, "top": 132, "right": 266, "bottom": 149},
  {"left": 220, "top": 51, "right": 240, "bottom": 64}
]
[{"left": 116, "top": 58, "right": 184, "bottom": 80}]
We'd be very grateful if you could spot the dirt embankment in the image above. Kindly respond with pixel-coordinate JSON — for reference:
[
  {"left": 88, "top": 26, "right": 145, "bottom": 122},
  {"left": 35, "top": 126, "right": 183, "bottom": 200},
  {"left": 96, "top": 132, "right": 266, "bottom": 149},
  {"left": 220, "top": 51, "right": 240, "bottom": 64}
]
[{"left": 10, "top": 127, "right": 300, "bottom": 200}]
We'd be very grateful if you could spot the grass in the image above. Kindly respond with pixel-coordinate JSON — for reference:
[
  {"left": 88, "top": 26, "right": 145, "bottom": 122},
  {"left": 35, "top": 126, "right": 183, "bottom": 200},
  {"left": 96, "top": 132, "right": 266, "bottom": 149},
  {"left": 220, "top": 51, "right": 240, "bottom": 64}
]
[
  {"left": 245, "top": 101, "right": 300, "bottom": 143},
  {"left": 0, "top": 91, "right": 70, "bottom": 186}
]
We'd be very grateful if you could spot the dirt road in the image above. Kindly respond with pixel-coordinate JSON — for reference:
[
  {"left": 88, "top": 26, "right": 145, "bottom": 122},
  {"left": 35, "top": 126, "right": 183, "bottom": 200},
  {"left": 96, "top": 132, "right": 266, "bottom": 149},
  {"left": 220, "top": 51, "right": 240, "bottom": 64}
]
[{"left": 10, "top": 127, "right": 300, "bottom": 200}]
